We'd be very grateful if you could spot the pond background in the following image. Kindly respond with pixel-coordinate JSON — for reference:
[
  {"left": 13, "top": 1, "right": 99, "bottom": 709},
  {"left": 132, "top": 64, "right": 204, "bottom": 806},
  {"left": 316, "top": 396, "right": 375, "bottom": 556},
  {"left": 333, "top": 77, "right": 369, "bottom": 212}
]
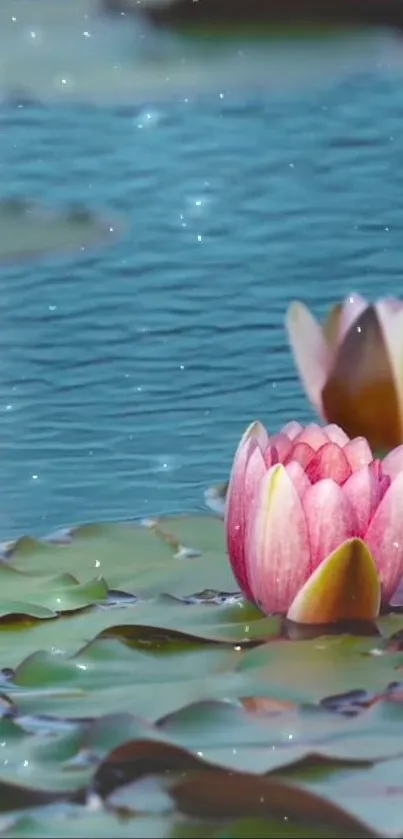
[{"left": 1, "top": 6, "right": 403, "bottom": 538}]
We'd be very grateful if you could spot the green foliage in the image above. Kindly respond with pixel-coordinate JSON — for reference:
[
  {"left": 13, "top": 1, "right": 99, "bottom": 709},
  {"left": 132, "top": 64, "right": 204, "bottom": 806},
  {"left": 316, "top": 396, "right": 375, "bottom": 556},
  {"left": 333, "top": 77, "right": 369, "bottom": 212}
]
[{"left": 0, "top": 514, "right": 401, "bottom": 837}]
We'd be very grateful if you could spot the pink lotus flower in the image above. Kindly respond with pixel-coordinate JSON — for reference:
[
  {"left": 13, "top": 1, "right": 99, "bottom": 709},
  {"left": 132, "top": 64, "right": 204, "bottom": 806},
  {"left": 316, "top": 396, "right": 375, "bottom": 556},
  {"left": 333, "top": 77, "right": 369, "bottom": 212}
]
[
  {"left": 226, "top": 420, "right": 403, "bottom": 624},
  {"left": 286, "top": 293, "right": 403, "bottom": 452}
]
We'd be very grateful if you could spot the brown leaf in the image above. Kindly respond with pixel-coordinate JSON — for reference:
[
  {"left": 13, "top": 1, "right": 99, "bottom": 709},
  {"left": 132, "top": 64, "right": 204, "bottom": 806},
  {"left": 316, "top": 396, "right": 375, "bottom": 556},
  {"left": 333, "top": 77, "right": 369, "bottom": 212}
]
[
  {"left": 240, "top": 697, "right": 297, "bottom": 716},
  {"left": 97, "top": 623, "right": 225, "bottom": 647},
  {"left": 0, "top": 780, "right": 75, "bottom": 812},
  {"left": 172, "top": 771, "right": 377, "bottom": 837},
  {"left": 94, "top": 739, "right": 218, "bottom": 799}
]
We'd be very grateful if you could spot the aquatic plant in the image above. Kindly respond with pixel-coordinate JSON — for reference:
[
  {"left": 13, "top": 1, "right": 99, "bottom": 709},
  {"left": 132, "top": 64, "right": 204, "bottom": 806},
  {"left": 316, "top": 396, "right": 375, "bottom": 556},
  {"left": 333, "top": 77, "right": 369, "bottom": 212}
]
[
  {"left": 286, "top": 294, "right": 403, "bottom": 451},
  {"left": 226, "top": 420, "right": 403, "bottom": 623}
]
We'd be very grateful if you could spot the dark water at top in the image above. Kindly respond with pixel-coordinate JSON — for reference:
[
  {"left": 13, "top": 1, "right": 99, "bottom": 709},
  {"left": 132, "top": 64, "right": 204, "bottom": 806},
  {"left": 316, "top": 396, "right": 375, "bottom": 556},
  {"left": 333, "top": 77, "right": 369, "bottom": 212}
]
[{"left": 1, "top": 22, "right": 403, "bottom": 538}]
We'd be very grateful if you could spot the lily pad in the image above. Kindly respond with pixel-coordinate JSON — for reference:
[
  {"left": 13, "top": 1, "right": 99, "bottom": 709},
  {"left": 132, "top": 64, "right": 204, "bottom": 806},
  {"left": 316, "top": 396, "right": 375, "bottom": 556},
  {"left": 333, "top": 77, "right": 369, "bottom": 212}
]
[
  {"left": 0, "top": 567, "right": 108, "bottom": 619},
  {"left": 3, "top": 516, "right": 236, "bottom": 604},
  {"left": 0, "top": 199, "right": 120, "bottom": 265},
  {"left": 238, "top": 636, "right": 403, "bottom": 702},
  {"left": 0, "top": 514, "right": 403, "bottom": 836}
]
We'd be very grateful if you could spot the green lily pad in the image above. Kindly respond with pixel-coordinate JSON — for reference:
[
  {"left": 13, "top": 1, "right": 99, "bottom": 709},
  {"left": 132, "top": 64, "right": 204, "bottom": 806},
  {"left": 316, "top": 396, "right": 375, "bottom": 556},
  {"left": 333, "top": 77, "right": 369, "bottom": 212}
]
[
  {"left": 5, "top": 516, "right": 235, "bottom": 602},
  {"left": 0, "top": 513, "right": 402, "bottom": 836},
  {"left": 9, "top": 636, "right": 242, "bottom": 721},
  {"left": 0, "top": 199, "right": 121, "bottom": 265},
  {"left": 0, "top": 515, "right": 236, "bottom": 625},
  {"left": 281, "top": 753, "right": 403, "bottom": 837},
  {"left": 0, "top": 567, "right": 108, "bottom": 619},
  {"left": 0, "top": 593, "right": 280, "bottom": 670},
  {"left": 0, "top": 803, "right": 224, "bottom": 839},
  {"left": 0, "top": 713, "right": 172, "bottom": 795},
  {"left": 238, "top": 636, "right": 403, "bottom": 702}
]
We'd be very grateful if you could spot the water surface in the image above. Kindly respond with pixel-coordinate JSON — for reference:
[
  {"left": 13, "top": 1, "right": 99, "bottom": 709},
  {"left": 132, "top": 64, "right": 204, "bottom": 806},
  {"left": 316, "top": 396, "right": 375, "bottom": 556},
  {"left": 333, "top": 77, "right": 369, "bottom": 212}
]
[{"left": 1, "top": 22, "right": 403, "bottom": 538}]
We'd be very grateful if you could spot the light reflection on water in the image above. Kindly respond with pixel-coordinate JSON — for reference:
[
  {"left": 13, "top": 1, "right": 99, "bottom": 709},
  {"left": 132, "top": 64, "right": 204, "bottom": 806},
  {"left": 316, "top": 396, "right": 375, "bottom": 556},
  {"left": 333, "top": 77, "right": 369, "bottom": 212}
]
[{"left": 0, "top": 5, "right": 402, "bottom": 537}]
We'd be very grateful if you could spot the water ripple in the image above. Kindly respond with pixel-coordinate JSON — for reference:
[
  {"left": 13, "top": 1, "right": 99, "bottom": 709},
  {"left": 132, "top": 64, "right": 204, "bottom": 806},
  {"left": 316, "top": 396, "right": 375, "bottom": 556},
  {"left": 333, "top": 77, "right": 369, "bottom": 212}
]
[{"left": 0, "top": 65, "right": 401, "bottom": 535}]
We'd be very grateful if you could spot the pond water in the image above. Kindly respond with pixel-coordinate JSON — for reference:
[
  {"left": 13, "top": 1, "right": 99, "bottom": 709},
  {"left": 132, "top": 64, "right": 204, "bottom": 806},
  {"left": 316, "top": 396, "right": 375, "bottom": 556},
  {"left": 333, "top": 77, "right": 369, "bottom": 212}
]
[{"left": 1, "top": 13, "right": 403, "bottom": 539}]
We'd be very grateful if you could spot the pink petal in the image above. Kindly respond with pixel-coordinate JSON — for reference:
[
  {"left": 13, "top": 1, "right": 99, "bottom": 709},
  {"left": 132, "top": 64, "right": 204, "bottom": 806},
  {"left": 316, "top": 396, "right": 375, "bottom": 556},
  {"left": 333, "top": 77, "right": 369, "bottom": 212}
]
[
  {"left": 382, "top": 445, "right": 403, "bottom": 481},
  {"left": 286, "top": 442, "right": 316, "bottom": 469},
  {"left": 282, "top": 421, "right": 303, "bottom": 441},
  {"left": 374, "top": 299, "right": 403, "bottom": 434},
  {"left": 365, "top": 470, "right": 403, "bottom": 604},
  {"left": 286, "top": 302, "right": 331, "bottom": 416},
  {"left": 284, "top": 461, "right": 312, "bottom": 499},
  {"left": 263, "top": 444, "right": 278, "bottom": 470},
  {"left": 293, "top": 423, "right": 333, "bottom": 451},
  {"left": 343, "top": 437, "right": 374, "bottom": 471},
  {"left": 305, "top": 442, "right": 352, "bottom": 486},
  {"left": 322, "top": 423, "right": 350, "bottom": 447},
  {"left": 242, "top": 420, "right": 270, "bottom": 452},
  {"left": 303, "top": 478, "right": 358, "bottom": 571},
  {"left": 379, "top": 297, "right": 403, "bottom": 315},
  {"left": 342, "top": 464, "right": 385, "bottom": 537},
  {"left": 269, "top": 432, "right": 293, "bottom": 463},
  {"left": 226, "top": 428, "right": 266, "bottom": 600},
  {"left": 246, "top": 464, "right": 310, "bottom": 614},
  {"left": 370, "top": 460, "right": 391, "bottom": 501},
  {"left": 339, "top": 293, "right": 369, "bottom": 344},
  {"left": 225, "top": 420, "right": 270, "bottom": 519}
]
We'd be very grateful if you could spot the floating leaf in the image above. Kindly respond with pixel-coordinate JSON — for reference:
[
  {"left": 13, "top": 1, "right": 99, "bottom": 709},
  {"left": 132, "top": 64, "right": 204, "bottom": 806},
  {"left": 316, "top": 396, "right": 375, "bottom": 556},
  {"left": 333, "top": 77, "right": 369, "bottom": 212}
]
[
  {"left": 171, "top": 770, "right": 373, "bottom": 835},
  {"left": 0, "top": 199, "right": 120, "bottom": 264},
  {"left": 0, "top": 567, "right": 108, "bottom": 619},
  {"left": 5, "top": 516, "right": 235, "bottom": 602},
  {"left": 238, "top": 636, "right": 403, "bottom": 702}
]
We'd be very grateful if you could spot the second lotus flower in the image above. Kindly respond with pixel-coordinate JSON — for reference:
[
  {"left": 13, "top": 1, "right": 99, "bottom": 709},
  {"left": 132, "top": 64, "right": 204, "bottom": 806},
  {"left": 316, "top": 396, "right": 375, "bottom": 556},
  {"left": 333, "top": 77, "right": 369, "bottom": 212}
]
[
  {"left": 226, "top": 420, "right": 403, "bottom": 624},
  {"left": 286, "top": 293, "right": 403, "bottom": 452}
]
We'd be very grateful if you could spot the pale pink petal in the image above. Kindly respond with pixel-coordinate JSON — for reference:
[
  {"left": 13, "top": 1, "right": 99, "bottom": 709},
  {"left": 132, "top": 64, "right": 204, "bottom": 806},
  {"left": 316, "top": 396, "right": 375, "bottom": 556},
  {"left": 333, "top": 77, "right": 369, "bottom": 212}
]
[
  {"left": 293, "top": 423, "right": 333, "bottom": 451},
  {"left": 378, "top": 297, "right": 403, "bottom": 315},
  {"left": 225, "top": 431, "right": 266, "bottom": 600},
  {"left": 343, "top": 437, "right": 374, "bottom": 471},
  {"left": 383, "top": 444, "right": 403, "bottom": 481},
  {"left": 284, "top": 461, "right": 312, "bottom": 499},
  {"left": 374, "top": 300, "right": 403, "bottom": 435},
  {"left": 244, "top": 446, "right": 267, "bottom": 504},
  {"left": 339, "top": 293, "right": 369, "bottom": 344},
  {"left": 285, "top": 302, "right": 331, "bottom": 416},
  {"left": 322, "top": 423, "right": 350, "bottom": 447},
  {"left": 342, "top": 464, "right": 384, "bottom": 537},
  {"left": 305, "top": 442, "right": 352, "bottom": 486},
  {"left": 365, "top": 470, "right": 403, "bottom": 603},
  {"left": 286, "top": 442, "right": 316, "bottom": 469},
  {"left": 303, "top": 478, "right": 358, "bottom": 571},
  {"left": 242, "top": 420, "right": 270, "bottom": 452},
  {"left": 225, "top": 420, "right": 270, "bottom": 522},
  {"left": 269, "top": 432, "right": 293, "bottom": 463},
  {"left": 282, "top": 421, "right": 303, "bottom": 441},
  {"left": 246, "top": 464, "right": 310, "bottom": 614}
]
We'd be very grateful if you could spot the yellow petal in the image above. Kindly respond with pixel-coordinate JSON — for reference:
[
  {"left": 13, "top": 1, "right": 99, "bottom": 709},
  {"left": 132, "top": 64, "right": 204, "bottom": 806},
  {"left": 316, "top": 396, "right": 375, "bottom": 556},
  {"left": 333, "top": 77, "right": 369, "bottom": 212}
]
[{"left": 287, "top": 538, "right": 381, "bottom": 625}]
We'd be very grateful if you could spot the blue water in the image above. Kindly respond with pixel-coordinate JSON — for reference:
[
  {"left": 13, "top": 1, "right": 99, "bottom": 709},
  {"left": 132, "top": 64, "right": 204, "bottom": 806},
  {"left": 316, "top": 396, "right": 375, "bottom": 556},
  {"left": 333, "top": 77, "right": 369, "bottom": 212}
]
[{"left": 1, "top": 50, "right": 403, "bottom": 538}]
